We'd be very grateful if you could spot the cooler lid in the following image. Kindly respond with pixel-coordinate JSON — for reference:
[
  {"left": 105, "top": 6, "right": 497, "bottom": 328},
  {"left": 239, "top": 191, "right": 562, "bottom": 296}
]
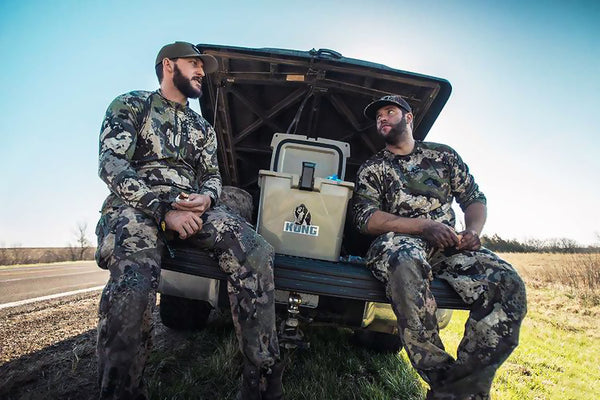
[{"left": 269, "top": 133, "right": 351, "bottom": 179}]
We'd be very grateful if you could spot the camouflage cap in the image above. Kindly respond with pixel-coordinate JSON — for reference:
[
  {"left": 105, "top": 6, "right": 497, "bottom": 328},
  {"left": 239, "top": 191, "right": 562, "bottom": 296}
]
[
  {"left": 155, "top": 41, "right": 218, "bottom": 73},
  {"left": 364, "top": 95, "right": 412, "bottom": 120}
]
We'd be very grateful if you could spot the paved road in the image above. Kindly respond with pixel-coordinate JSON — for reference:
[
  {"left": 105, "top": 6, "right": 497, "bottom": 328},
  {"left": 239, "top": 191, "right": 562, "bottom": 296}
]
[{"left": 0, "top": 261, "right": 109, "bottom": 305}]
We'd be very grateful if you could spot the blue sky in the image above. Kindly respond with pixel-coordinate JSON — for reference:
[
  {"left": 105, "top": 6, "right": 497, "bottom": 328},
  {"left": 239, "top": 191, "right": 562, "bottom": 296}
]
[{"left": 0, "top": 0, "right": 598, "bottom": 247}]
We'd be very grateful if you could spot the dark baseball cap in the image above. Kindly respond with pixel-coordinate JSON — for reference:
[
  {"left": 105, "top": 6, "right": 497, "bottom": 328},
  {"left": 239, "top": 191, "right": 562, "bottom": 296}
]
[
  {"left": 364, "top": 95, "right": 412, "bottom": 120},
  {"left": 155, "top": 41, "right": 218, "bottom": 73}
]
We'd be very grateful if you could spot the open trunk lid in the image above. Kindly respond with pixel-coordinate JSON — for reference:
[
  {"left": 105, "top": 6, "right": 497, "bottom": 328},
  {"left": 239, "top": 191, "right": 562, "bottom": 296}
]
[{"left": 196, "top": 44, "right": 452, "bottom": 194}]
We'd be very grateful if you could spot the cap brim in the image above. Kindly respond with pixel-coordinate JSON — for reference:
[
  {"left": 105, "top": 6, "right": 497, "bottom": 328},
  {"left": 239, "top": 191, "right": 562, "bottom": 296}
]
[
  {"left": 364, "top": 100, "right": 396, "bottom": 120},
  {"left": 197, "top": 54, "right": 218, "bottom": 74},
  {"left": 155, "top": 53, "right": 218, "bottom": 74}
]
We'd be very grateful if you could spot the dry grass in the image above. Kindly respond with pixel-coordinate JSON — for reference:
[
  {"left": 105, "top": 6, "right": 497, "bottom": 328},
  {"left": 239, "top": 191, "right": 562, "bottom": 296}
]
[
  {"left": 0, "top": 247, "right": 95, "bottom": 266},
  {"left": 440, "top": 252, "right": 600, "bottom": 399},
  {"left": 501, "top": 252, "right": 600, "bottom": 306}
]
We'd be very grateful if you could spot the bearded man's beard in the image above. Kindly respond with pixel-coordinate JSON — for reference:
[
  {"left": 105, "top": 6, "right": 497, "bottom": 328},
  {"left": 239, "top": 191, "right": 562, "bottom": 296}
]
[
  {"left": 382, "top": 115, "right": 408, "bottom": 145},
  {"left": 173, "top": 63, "right": 202, "bottom": 99}
]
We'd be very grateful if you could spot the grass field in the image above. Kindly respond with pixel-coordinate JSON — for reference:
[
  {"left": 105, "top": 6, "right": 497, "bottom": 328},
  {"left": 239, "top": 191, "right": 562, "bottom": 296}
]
[{"left": 139, "top": 252, "right": 600, "bottom": 399}]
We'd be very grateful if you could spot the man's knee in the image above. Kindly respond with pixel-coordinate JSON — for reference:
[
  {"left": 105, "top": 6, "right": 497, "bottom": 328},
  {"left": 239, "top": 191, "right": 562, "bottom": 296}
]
[
  {"left": 248, "top": 230, "right": 274, "bottom": 260},
  {"left": 237, "top": 228, "right": 275, "bottom": 280},
  {"left": 219, "top": 186, "right": 255, "bottom": 223},
  {"left": 100, "top": 260, "right": 159, "bottom": 317},
  {"left": 367, "top": 233, "right": 429, "bottom": 283},
  {"left": 96, "top": 206, "right": 160, "bottom": 269},
  {"left": 499, "top": 267, "right": 527, "bottom": 321},
  {"left": 215, "top": 212, "right": 274, "bottom": 269},
  {"left": 385, "top": 250, "right": 432, "bottom": 286}
]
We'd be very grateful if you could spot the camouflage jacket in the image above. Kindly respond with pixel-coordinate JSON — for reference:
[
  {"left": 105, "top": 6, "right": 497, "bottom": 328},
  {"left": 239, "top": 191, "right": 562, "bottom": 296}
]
[
  {"left": 353, "top": 141, "right": 486, "bottom": 233},
  {"left": 98, "top": 90, "right": 222, "bottom": 223}
]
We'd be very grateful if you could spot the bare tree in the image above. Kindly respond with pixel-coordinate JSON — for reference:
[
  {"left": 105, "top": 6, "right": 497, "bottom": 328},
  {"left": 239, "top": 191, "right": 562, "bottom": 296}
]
[
  {"left": 69, "top": 222, "right": 92, "bottom": 261},
  {"left": 524, "top": 238, "right": 545, "bottom": 252},
  {"left": 545, "top": 237, "right": 579, "bottom": 253},
  {"left": 558, "top": 237, "right": 579, "bottom": 253},
  {"left": 0, "top": 242, "right": 8, "bottom": 265}
]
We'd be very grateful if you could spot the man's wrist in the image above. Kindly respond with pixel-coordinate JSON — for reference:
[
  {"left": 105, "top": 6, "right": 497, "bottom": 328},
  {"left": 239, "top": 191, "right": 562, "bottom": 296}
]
[
  {"left": 464, "top": 228, "right": 481, "bottom": 236},
  {"left": 415, "top": 218, "right": 432, "bottom": 235},
  {"left": 157, "top": 203, "right": 172, "bottom": 231},
  {"left": 199, "top": 192, "right": 215, "bottom": 208}
]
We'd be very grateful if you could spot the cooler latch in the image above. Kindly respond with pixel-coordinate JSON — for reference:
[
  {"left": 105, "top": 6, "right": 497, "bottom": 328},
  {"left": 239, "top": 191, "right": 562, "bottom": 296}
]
[{"left": 299, "top": 161, "right": 316, "bottom": 191}]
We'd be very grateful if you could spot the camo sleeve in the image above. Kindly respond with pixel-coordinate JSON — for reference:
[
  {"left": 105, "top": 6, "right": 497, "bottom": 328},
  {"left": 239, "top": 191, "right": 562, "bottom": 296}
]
[
  {"left": 98, "top": 93, "right": 165, "bottom": 222},
  {"left": 196, "top": 123, "right": 222, "bottom": 203},
  {"left": 353, "top": 161, "right": 383, "bottom": 234},
  {"left": 448, "top": 147, "right": 487, "bottom": 211}
]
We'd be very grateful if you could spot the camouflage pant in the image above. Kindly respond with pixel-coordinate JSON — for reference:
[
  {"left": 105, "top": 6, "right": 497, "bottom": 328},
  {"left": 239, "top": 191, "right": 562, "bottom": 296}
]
[
  {"left": 95, "top": 203, "right": 279, "bottom": 399},
  {"left": 367, "top": 233, "right": 527, "bottom": 400}
]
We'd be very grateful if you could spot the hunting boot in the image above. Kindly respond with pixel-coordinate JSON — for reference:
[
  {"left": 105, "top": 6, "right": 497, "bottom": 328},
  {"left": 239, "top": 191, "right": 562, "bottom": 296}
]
[
  {"left": 237, "top": 363, "right": 261, "bottom": 400},
  {"left": 261, "top": 360, "right": 285, "bottom": 400}
]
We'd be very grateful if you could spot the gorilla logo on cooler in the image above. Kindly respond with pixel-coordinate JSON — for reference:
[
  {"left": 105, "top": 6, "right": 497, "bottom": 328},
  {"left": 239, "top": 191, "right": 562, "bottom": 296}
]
[{"left": 283, "top": 203, "right": 319, "bottom": 236}]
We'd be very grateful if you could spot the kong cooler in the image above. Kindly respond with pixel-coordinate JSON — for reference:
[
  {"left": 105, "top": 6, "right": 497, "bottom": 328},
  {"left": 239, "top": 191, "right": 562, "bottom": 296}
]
[{"left": 256, "top": 134, "right": 354, "bottom": 262}]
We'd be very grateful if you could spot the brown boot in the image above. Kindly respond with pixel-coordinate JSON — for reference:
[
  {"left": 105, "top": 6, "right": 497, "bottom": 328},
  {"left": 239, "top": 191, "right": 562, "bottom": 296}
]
[
  {"left": 262, "top": 361, "right": 285, "bottom": 400},
  {"left": 237, "top": 363, "right": 261, "bottom": 400}
]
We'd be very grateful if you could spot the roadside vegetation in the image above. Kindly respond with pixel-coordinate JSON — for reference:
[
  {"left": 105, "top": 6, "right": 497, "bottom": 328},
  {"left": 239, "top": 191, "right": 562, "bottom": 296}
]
[
  {"left": 0, "top": 246, "right": 95, "bottom": 266},
  {"left": 445, "top": 253, "right": 600, "bottom": 399},
  {"left": 507, "top": 252, "right": 600, "bottom": 306},
  {"left": 2, "top": 233, "right": 598, "bottom": 266},
  {"left": 0, "top": 223, "right": 94, "bottom": 265},
  {"left": 481, "top": 234, "right": 600, "bottom": 254},
  {"left": 1, "top": 253, "right": 598, "bottom": 399}
]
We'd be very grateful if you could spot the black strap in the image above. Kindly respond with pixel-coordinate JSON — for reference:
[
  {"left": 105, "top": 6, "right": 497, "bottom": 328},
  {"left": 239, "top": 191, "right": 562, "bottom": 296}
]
[{"left": 285, "top": 88, "right": 313, "bottom": 135}]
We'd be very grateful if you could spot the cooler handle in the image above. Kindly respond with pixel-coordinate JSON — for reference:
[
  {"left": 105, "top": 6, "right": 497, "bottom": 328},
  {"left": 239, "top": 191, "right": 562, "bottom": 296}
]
[{"left": 299, "top": 162, "right": 316, "bottom": 191}]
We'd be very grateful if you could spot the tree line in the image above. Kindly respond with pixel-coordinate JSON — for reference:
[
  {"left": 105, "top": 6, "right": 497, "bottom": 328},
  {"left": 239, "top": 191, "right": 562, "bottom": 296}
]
[
  {"left": 2, "top": 226, "right": 599, "bottom": 266},
  {"left": 481, "top": 234, "right": 600, "bottom": 253}
]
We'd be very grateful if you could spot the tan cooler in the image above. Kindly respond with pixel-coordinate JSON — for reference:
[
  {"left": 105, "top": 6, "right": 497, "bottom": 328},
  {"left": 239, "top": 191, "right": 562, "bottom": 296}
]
[{"left": 257, "top": 171, "right": 354, "bottom": 261}]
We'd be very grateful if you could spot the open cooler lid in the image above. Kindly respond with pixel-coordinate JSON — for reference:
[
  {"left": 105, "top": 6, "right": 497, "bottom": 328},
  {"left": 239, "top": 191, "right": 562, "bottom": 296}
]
[
  {"left": 269, "top": 133, "right": 351, "bottom": 180},
  {"left": 195, "top": 44, "right": 452, "bottom": 194}
]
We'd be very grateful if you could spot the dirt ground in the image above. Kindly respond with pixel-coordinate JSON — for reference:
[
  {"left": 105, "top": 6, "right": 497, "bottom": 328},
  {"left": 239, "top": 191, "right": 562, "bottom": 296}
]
[{"left": 0, "top": 291, "right": 188, "bottom": 400}]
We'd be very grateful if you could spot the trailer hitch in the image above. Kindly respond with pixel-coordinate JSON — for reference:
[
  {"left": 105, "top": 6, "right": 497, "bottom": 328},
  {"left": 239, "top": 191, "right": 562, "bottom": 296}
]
[{"left": 278, "top": 291, "right": 311, "bottom": 350}]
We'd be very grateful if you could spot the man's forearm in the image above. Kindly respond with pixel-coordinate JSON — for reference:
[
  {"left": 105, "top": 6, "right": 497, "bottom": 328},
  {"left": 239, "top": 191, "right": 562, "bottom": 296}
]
[
  {"left": 99, "top": 154, "right": 164, "bottom": 221},
  {"left": 365, "top": 210, "right": 426, "bottom": 236},
  {"left": 463, "top": 202, "right": 487, "bottom": 235}
]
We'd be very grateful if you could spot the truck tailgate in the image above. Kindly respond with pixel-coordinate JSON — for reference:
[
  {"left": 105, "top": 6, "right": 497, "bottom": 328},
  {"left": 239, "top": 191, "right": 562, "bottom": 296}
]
[{"left": 161, "top": 244, "right": 469, "bottom": 310}]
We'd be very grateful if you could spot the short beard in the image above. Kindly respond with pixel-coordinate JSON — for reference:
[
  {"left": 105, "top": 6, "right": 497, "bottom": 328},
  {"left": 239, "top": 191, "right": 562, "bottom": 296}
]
[
  {"left": 382, "top": 115, "right": 408, "bottom": 145},
  {"left": 173, "top": 63, "right": 202, "bottom": 99}
]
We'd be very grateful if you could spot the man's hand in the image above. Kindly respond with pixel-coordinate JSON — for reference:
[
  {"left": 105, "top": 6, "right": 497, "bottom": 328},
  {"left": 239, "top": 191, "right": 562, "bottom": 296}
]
[
  {"left": 164, "top": 210, "right": 203, "bottom": 239},
  {"left": 456, "top": 229, "right": 481, "bottom": 251},
  {"left": 171, "top": 193, "right": 212, "bottom": 215},
  {"left": 420, "top": 220, "right": 460, "bottom": 249}
]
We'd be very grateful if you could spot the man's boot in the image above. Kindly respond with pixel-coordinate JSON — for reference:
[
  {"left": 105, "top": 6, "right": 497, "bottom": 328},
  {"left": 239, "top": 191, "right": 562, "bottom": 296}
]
[
  {"left": 262, "top": 361, "right": 285, "bottom": 400},
  {"left": 237, "top": 363, "right": 261, "bottom": 400}
]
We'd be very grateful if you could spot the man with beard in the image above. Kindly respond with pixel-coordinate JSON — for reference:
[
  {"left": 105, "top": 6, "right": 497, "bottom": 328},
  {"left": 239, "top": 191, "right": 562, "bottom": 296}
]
[
  {"left": 353, "top": 95, "right": 527, "bottom": 400},
  {"left": 95, "top": 42, "right": 283, "bottom": 400}
]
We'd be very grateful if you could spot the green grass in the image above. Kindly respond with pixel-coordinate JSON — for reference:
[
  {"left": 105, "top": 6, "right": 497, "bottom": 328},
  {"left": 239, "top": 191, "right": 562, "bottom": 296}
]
[
  {"left": 145, "top": 253, "right": 600, "bottom": 399},
  {"left": 439, "top": 290, "right": 600, "bottom": 400},
  {"left": 145, "top": 283, "right": 600, "bottom": 400},
  {"left": 283, "top": 327, "right": 422, "bottom": 400},
  {"left": 146, "top": 318, "right": 425, "bottom": 400}
]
